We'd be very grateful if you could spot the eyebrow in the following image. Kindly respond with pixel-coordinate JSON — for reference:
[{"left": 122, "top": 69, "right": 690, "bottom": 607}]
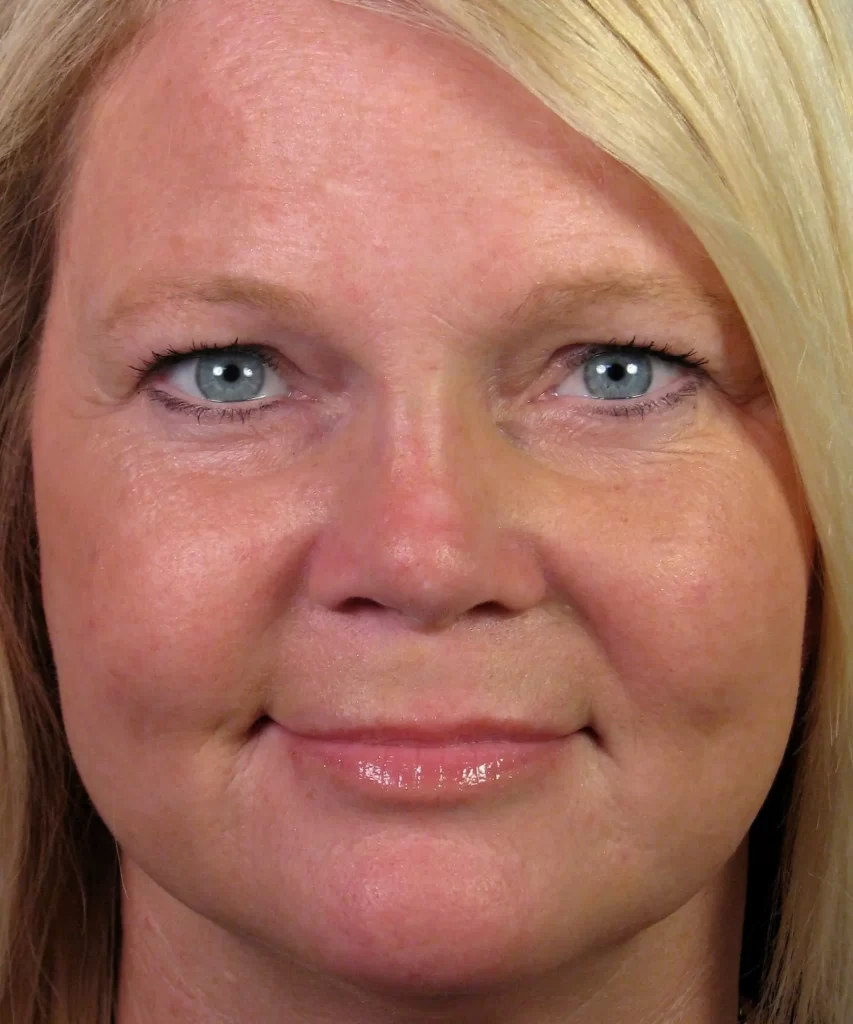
[
  {"left": 94, "top": 268, "right": 735, "bottom": 339},
  {"left": 95, "top": 274, "right": 319, "bottom": 338},
  {"left": 502, "top": 273, "right": 735, "bottom": 329}
]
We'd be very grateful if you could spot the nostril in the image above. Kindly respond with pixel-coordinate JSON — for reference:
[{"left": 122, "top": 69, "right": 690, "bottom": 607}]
[
  {"left": 470, "top": 600, "right": 512, "bottom": 618},
  {"left": 337, "top": 597, "right": 385, "bottom": 614},
  {"left": 249, "top": 715, "right": 273, "bottom": 739}
]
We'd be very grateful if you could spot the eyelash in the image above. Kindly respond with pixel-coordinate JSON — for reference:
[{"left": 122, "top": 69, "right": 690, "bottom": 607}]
[{"left": 133, "top": 336, "right": 710, "bottom": 425}]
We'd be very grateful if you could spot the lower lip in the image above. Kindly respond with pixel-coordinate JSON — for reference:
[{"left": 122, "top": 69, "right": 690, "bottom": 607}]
[{"left": 281, "top": 730, "right": 568, "bottom": 803}]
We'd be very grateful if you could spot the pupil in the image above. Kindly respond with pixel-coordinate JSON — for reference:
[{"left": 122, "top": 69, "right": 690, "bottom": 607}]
[
  {"left": 608, "top": 364, "right": 626, "bottom": 381},
  {"left": 222, "top": 363, "right": 241, "bottom": 383}
]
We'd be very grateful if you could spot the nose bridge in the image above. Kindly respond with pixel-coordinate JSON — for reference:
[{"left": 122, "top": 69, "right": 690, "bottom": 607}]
[
  {"left": 304, "top": 372, "right": 547, "bottom": 627},
  {"left": 354, "top": 376, "right": 499, "bottom": 593},
  {"left": 378, "top": 376, "right": 483, "bottom": 542}
]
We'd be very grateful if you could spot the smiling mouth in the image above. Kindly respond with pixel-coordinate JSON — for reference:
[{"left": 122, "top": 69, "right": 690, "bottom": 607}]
[{"left": 262, "top": 719, "right": 584, "bottom": 804}]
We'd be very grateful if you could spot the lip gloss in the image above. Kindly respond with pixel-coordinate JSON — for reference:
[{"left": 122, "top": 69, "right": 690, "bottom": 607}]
[{"left": 283, "top": 733, "right": 567, "bottom": 803}]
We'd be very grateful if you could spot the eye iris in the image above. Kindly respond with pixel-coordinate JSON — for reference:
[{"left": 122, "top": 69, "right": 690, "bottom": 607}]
[
  {"left": 196, "top": 351, "right": 265, "bottom": 403},
  {"left": 583, "top": 351, "right": 652, "bottom": 399}
]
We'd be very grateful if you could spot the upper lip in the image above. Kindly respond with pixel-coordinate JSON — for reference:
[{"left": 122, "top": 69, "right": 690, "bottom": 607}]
[{"left": 278, "top": 719, "right": 575, "bottom": 745}]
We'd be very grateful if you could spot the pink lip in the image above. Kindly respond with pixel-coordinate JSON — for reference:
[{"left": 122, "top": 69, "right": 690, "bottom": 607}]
[{"left": 276, "top": 722, "right": 573, "bottom": 803}]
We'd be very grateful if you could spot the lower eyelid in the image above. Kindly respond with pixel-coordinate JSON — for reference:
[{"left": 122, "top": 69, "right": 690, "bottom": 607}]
[
  {"left": 584, "top": 378, "right": 701, "bottom": 417},
  {"left": 143, "top": 386, "right": 286, "bottom": 424}
]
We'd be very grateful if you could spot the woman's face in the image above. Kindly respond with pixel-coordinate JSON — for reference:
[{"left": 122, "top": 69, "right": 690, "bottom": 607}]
[{"left": 33, "top": 0, "right": 812, "bottom": 1006}]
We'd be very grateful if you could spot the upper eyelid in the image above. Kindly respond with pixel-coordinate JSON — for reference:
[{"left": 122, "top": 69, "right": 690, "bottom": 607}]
[
  {"left": 138, "top": 336, "right": 708, "bottom": 371},
  {"left": 561, "top": 338, "right": 709, "bottom": 368},
  {"left": 135, "top": 339, "right": 275, "bottom": 375}
]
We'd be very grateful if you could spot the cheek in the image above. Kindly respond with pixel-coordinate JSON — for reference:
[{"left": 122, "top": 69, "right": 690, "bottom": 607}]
[
  {"left": 587, "top": 482, "right": 804, "bottom": 718},
  {"left": 33, "top": 381, "right": 811, "bottom": 872},
  {"left": 543, "top": 442, "right": 811, "bottom": 839},
  {"left": 34, "top": 441, "right": 319, "bottom": 803}
]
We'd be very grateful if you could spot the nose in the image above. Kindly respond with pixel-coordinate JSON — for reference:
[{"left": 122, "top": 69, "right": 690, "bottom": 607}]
[{"left": 303, "top": 388, "right": 547, "bottom": 631}]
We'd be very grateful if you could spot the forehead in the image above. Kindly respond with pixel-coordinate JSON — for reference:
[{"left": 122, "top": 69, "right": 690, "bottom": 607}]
[{"left": 60, "top": 0, "right": 721, "bottom": 331}]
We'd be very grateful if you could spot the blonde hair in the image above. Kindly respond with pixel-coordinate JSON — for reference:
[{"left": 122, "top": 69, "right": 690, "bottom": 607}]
[{"left": 0, "top": 0, "right": 850, "bottom": 1021}]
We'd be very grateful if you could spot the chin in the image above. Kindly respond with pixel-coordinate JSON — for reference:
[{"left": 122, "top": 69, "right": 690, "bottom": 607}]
[
  {"left": 253, "top": 829, "right": 556, "bottom": 996},
  {"left": 294, "top": 925, "right": 542, "bottom": 998}
]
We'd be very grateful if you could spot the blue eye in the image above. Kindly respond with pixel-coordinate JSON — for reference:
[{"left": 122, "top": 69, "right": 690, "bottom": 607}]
[
  {"left": 553, "top": 341, "right": 704, "bottom": 405},
  {"left": 191, "top": 350, "right": 270, "bottom": 403},
  {"left": 141, "top": 342, "right": 292, "bottom": 406},
  {"left": 579, "top": 349, "right": 658, "bottom": 400}
]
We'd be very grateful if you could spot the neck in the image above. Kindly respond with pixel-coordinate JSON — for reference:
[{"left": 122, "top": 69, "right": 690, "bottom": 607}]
[{"left": 115, "top": 842, "right": 748, "bottom": 1024}]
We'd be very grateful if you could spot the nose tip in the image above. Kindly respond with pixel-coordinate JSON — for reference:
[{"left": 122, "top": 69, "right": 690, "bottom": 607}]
[
  {"left": 302, "top": 434, "right": 546, "bottom": 631},
  {"left": 333, "top": 532, "right": 523, "bottom": 629}
]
